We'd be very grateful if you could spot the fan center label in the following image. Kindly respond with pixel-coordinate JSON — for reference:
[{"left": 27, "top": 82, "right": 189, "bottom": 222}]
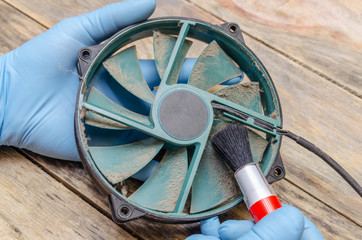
[{"left": 158, "top": 90, "right": 209, "bottom": 140}]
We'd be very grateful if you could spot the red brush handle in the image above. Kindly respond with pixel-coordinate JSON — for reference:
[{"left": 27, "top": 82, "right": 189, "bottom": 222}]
[
  {"left": 249, "top": 195, "right": 282, "bottom": 222},
  {"left": 234, "top": 163, "right": 283, "bottom": 223}
]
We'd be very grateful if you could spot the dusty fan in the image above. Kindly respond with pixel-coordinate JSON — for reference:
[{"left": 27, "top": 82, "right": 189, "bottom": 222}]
[{"left": 75, "top": 17, "right": 284, "bottom": 223}]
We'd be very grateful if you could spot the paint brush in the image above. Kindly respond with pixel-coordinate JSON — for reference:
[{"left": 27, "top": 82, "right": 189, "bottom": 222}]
[{"left": 211, "top": 124, "right": 282, "bottom": 222}]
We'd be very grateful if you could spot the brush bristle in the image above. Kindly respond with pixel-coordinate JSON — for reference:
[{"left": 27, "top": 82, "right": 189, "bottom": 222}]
[{"left": 211, "top": 124, "right": 253, "bottom": 172}]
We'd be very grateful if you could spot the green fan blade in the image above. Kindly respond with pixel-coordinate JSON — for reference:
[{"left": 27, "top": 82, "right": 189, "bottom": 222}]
[
  {"left": 85, "top": 111, "right": 130, "bottom": 130},
  {"left": 89, "top": 138, "right": 164, "bottom": 184},
  {"left": 188, "top": 41, "right": 242, "bottom": 91},
  {"left": 87, "top": 87, "right": 151, "bottom": 127},
  {"left": 215, "top": 82, "right": 263, "bottom": 113},
  {"left": 128, "top": 148, "right": 188, "bottom": 212},
  {"left": 103, "top": 46, "right": 154, "bottom": 104},
  {"left": 153, "top": 31, "right": 192, "bottom": 85},
  {"left": 190, "top": 143, "right": 238, "bottom": 213}
]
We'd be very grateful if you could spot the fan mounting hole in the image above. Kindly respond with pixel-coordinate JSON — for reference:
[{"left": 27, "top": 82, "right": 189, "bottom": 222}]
[
  {"left": 229, "top": 24, "right": 238, "bottom": 33},
  {"left": 274, "top": 167, "right": 283, "bottom": 177},
  {"left": 81, "top": 49, "right": 91, "bottom": 59},
  {"left": 118, "top": 205, "right": 131, "bottom": 218}
]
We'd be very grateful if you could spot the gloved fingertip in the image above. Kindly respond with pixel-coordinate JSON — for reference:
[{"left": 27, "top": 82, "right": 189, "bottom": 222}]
[
  {"left": 278, "top": 205, "right": 305, "bottom": 226},
  {"left": 105, "top": 0, "right": 156, "bottom": 27},
  {"left": 301, "top": 216, "right": 324, "bottom": 240},
  {"left": 71, "top": 0, "right": 157, "bottom": 44},
  {"left": 185, "top": 234, "right": 219, "bottom": 240},
  {"left": 218, "top": 220, "right": 254, "bottom": 240},
  {"left": 200, "top": 216, "right": 220, "bottom": 237},
  {"left": 249, "top": 205, "right": 305, "bottom": 240},
  {"left": 134, "top": 0, "right": 157, "bottom": 17}
]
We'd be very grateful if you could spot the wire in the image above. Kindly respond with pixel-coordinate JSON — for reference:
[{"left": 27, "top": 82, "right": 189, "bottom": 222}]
[{"left": 277, "top": 129, "right": 362, "bottom": 197}]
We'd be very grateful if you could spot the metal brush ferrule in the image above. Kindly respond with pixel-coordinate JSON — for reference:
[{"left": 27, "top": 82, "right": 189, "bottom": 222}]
[{"left": 234, "top": 163, "right": 275, "bottom": 209}]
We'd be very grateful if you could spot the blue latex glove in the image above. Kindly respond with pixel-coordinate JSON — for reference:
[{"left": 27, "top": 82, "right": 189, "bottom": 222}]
[
  {"left": 186, "top": 205, "right": 324, "bottom": 240},
  {"left": 0, "top": 0, "right": 156, "bottom": 161}
]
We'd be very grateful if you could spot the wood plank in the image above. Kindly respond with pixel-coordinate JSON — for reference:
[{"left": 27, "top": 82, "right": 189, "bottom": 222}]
[
  {"left": 0, "top": 1, "right": 45, "bottom": 53},
  {"left": 186, "top": 0, "right": 362, "bottom": 97},
  {"left": 5, "top": 0, "right": 362, "bottom": 95},
  {"left": 23, "top": 151, "right": 362, "bottom": 240},
  {"left": 2, "top": 0, "right": 362, "bottom": 232},
  {"left": 0, "top": 147, "right": 136, "bottom": 240},
  {"left": 7, "top": 0, "right": 362, "bottom": 97}
]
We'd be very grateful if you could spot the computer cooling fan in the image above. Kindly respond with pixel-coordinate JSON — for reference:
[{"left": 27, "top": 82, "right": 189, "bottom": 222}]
[{"left": 75, "top": 17, "right": 285, "bottom": 223}]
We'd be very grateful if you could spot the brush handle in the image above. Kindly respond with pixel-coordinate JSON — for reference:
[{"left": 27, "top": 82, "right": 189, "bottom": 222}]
[{"left": 235, "top": 163, "right": 282, "bottom": 222}]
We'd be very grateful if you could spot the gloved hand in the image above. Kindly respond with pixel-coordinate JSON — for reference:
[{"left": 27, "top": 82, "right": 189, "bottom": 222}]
[
  {"left": 0, "top": 0, "right": 156, "bottom": 161},
  {"left": 186, "top": 205, "right": 324, "bottom": 240}
]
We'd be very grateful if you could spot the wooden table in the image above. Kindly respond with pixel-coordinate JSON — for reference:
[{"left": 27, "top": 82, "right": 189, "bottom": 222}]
[{"left": 0, "top": 0, "right": 361, "bottom": 239}]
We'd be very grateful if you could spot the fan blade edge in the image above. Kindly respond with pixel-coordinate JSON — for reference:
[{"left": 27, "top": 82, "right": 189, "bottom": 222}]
[
  {"left": 103, "top": 46, "right": 155, "bottom": 104},
  {"left": 89, "top": 138, "right": 164, "bottom": 184},
  {"left": 188, "top": 41, "right": 242, "bottom": 91},
  {"left": 129, "top": 148, "right": 188, "bottom": 212}
]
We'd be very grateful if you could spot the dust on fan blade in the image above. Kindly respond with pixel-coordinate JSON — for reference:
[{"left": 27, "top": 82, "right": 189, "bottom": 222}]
[
  {"left": 85, "top": 111, "right": 130, "bottom": 130},
  {"left": 212, "top": 82, "right": 269, "bottom": 163},
  {"left": 210, "top": 120, "right": 268, "bottom": 164},
  {"left": 103, "top": 46, "right": 155, "bottom": 104},
  {"left": 129, "top": 148, "right": 188, "bottom": 212},
  {"left": 89, "top": 138, "right": 164, "bottom": 184},
  {"left": 153, "top": 31, "right": 192, "bottom": 85},
  {"left": 188, "top": 41, "right": 242, "bottom": 91},
  {"left": 214, "top": 82, "right": 263, "bottom": 114},
  {"left": 85, "top": 87, "right": 151, "bottom": 127},
  {"left": 190, "top": 143, "right": 238, "bottom": 213}
]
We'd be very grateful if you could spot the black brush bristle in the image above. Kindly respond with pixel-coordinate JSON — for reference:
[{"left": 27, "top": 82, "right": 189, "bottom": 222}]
[{"left": 211, "top": 124, "right": 253, "bottom": 172}]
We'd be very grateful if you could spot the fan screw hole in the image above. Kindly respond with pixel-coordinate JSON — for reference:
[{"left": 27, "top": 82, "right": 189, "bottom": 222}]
[
  {"left": 274, "top": 167, "right": 283, "bottom": 177},
  {"left": 81, "top": 49, "right": 91, "bottom": 59},
  {"left": 118, "top": 205, "right": 131, "bottom": 218},
  {"left": 229, "top": 24, "right": 238, "bottom": 33}
]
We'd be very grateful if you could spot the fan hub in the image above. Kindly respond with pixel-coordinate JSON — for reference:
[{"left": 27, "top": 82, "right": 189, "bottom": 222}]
[{"left": 158, "top": 90, "right": 209, "bottom": 140}]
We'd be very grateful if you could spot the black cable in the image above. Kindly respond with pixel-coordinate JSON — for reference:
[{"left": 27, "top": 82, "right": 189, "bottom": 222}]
[
  {"left": 213, "top": 103, "right": 362, "bottom": 197},
  {"left": 277, "top": 129, "right": 362, "bottom": 198},
  {"left": 212, "top": 103, "right": 276, "bottom": 132}
]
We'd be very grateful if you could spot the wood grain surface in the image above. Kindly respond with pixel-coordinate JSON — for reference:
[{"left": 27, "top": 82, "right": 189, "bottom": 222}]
[
  {"left": 0, "top": 147, "right": 136, "bottom": 240},
  {"left": 0, "top": 0, "right": 361, "bottom": 239},
  {"left": 0, "top": 0, "right": 45, "bottom": 53},
  {"left": 22, "top": 151, "right": 362, "bottom": 240}
]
